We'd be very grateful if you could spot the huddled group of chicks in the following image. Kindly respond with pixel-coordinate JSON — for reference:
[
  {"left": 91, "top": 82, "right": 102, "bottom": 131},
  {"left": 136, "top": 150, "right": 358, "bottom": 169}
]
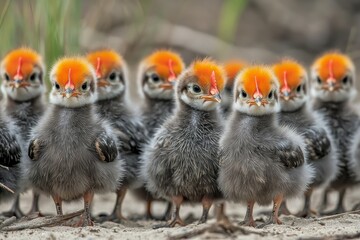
[{"left": 0, "top": 47, "right": 359, "bottom": 229}]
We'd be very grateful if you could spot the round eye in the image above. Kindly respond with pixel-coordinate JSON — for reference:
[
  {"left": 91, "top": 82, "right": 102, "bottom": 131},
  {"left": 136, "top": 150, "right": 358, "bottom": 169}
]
[
  {"left": 29, "top": 73, "right": 37, "bottom": 81},
  {"left": 241, "top": 90, "right": 247, "bottom": 98},
  {"left": 109, "top": 72, "right": 116, "bottom": 81},
  {"left": 317, "top": 77, "right": 322, "bottom": 84},
  {"left": 54, "top": 82, "right": 60, "bottom": 90},
  {"left": 192, "top": 84, "right": 202, "bottom": 93},
  {"left": 82, "top": 82, "right": 88, "bottom": 90},
  {"left": 268, "top": 91, "right": 273, "bottom": 99},
  {"left": 151, "top": 73, "right": 160, "bottom": 82},
  {"left": 296, "top": 85, "right": 302, "bottom": 92},
  {"left": 4, "top": 73, "right": 10, "bottom": 81},
  {"left": 342, "top": 76, "right": 348, "bottom": 84}
]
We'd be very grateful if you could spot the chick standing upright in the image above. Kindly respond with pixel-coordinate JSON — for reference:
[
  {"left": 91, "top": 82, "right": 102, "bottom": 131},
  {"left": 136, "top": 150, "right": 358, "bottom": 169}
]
[
  {"left": 141, "top": 59, "right": 224, "bottom": 227},
  {"left": 136, "top": 50, "right": 185, "bottom": 219},
  {"left": 218, "top": 66, "right": 313, "bottom": 227},
  {"left": 23, "top": 58, "right": 124, "bottom": 226},
  {"left": 273, "top": 59, "right": 337, "bottom": 217},
  {"left": 311, "top": 52, "right": 360, "bottom": 214},
  {"left": 221, "top": 60, "right": 247, "bottom": 116},
  {"left": 87, "top": 50, "right": 148, "bottom": 221},
  {"left": 0, "top": 47, "right": 46, "bottom": 216}
]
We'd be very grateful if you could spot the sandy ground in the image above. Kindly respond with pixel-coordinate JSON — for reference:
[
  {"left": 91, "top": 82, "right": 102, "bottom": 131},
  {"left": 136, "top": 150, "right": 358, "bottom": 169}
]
[{"left": 1, "top": 187, "right": 360, "bottom": 240}]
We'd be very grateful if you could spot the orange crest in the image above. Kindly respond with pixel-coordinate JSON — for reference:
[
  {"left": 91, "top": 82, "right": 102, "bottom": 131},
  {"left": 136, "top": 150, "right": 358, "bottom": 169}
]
[
  {"left": 313, "top": 52, "right": 354, "bottom": 81},
  {"left": 224, "top": 60, "right": 248, "bottom": 87},
  {"left": 272, "top": 59, "right": 305, "bottom": 92},
  {"left": 87, "top": 50, "right": 123, "bottom": 78},
  {"left": 192, "top": 59, "right": 225, "bottom": 93},
  {"left": 145, "top": 50, "right": 185, "bottom": 81},
  {"left": 240, "top": 66, "right": 274, "bottom": 97},
  {"left": 52, "top": 58, "right": 93, "bottom": 88},
  {"left": 2, "top": 47, "right": 42, "bottom": 79}
]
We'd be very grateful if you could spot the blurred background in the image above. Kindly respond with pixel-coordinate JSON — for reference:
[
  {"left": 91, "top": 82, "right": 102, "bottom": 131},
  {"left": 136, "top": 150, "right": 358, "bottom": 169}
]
[{"left": 1, "top": 0, "right": 360, "bottom": 99}]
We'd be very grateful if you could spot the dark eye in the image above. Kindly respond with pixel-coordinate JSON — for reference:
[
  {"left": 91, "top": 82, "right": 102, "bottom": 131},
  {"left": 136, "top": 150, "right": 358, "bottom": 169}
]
[
  {"left": 4, "top": 73, "right": 10, "bottom": 81},
  {"left": 296, "top": 85, "right": 302, "bottom": 92},
  {"left": 241, "top": 90, "right": 247, "bottom": 98},
  {"left": 151, "top": 73, "right": 160, "bottom": 82},
  {"left": 317, "top": 77, "right": 322, "bottom": 84},
  {"left": 82, "top": 82, "right": 88, "bottom": 90},
  {"left": 342, "top": 76, "right": 348, "bottom": 84},
  {"left": 109, "top": 72, "right": 116, "bottom": 81},
  {"left": 54, "top": 82, "right": 60, "bottom": 90},
  {"left": 268, "top": 91, "right": 273, "bottom": 99},
  {"left": 192, "top": 84, "right": 201, "bottom": 93},
  {"left": 29, "top": 73, "right": 37, "bottom": 81}
]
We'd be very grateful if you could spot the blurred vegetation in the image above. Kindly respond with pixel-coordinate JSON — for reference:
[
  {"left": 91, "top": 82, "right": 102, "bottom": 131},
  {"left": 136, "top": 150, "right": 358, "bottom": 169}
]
[{"left": 0, "top": 0, "right": 82, "bottom": 88}]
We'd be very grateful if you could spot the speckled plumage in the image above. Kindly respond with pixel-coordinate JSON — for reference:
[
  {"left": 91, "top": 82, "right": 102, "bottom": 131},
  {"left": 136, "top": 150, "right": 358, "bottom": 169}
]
[
  {"left": 279, "top": 105, "right": 337, "bottom": 187},
  {"left": 96, "top": 94, "right": 148, "bottom": 187},
  {"left": 22, "top": 104, "right": 124, "bottom": 201},
  {"left": 218, "top": 113, "right": 314, "bottom": 205},
  {"left": 141, "top": 101, "right": 223, "bottom": 201},
  {"left": 313, "top": 100, "right": 360, "bottom": 189}
]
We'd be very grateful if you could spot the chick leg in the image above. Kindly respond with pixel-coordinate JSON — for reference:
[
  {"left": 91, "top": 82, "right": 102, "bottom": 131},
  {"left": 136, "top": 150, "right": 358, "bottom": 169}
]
[
  {"left": 153, "top": 195, "right": 185, "bottom": 229},
  {"left": 2, "top": 195, "right": 23, "bottom": 218},
  {"left": 51, "top": 194, "right": 63, "bottom": 215},
  {"left": 28, "top": 192, "right": 42, "bottom": 216},
  {"left": 216, "top": 202, "right": 237, "bottom": 232},
  {"left": 297, "top": 188, "right": 317, "bottom": 217},
  {"left": 161, "top": 202, "right": 173, "bottom": 221},
  {"left": 198, "top": 195, "right": 213, "bottom": 224},
  {"left": 240, "top": 200, "right": 256, "bottom": 227},
  {"left": 107, "top": 187, "right": 127, "bottom": 222},
  {"left": 75, "top": 191, "right": 94, "bottom": 227},
  {"left": 258, "top": 194, "right": 283, "bottom": 228},
  {"left": 145, "top": 199, "right": 154, "bottom": 219},
  {"left": 320, "top": 188, "right": 330, "bottom": 212},
  {"left": 322, "top": 188, "right": 346, "bottom": 215},
  {"left": 279, "top": 201, "right": 292, "bottom": 215}
]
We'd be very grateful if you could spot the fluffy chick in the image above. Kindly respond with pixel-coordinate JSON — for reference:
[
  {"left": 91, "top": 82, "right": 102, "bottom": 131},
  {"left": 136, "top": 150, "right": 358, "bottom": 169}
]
[
  {"left": 273, "top": 59, "right": 337, "bottom": 217},
  {"left": 136, "top": 50, "right": 185, "bottom": 219},
  {"left": 218, "top": 66, "right": 314, "bottom": 227},
  {"left": 221, "top": 60, "right": 247, "bottom": 116},
  {"left": 311, "top": 51, "right": 360, "bottom": 214},
  {"left": 0, "top": 47, "right": 46, "bottom": 216},
  {"left": 23, "top": 57, "right": 124, "bottom": 227},
  {"left": 141, "top": 59, "right": 224, "bottom": 227},
  {"left": 87, "top": 50, "right": 148, "bottom": 221}
]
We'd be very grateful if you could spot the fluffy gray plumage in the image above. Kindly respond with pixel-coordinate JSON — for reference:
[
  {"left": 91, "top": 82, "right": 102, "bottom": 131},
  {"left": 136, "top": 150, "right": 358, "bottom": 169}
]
[
  {"left": 96, "top": 94, "right": 148, "bottom": 187},
  {"left": 141, "top": 100, "right": 223, "bottom": 202},
  {"left": 0, "top": 112, "right": 22, "bottom": 201},
  {"left": 22, "top": 104, "right": 124, "bottom": 201},
  {"left": 279, "top": 105, "right": 338, "bottom": 187},
  {"left": 313, "top": 100, "right": 360, "bottom": 189},
  {"left": 218, "top": 113, "right": 314, "bottom": 205}
]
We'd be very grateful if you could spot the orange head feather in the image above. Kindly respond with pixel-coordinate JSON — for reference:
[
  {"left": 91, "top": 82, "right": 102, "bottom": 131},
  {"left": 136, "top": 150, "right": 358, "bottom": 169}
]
[
  {"left": 86, "top": 50, "right": 123, "bottom": 78},
  {"left": 2, "top": 47, "right": 42, "bottom": 80},
  {"left": 240, "top": 66, "right": 275, "bottom": 98},
  {"left": 313, "top": 51, "right": 354, "bottom": 83},
  {"left": 224, "top": 60, "right": 248, "bottom": 87},
  {"left": 52, "top": 57, "right": 93, "bottom": 89},
  {"left": 145, "top": 50, "right": 185, "bottom": 82},
  {"left": 191, "top": 59, "right": 225, "bottom": 94},
  {"left": 272, "top": 59, "right": 306, "bottom": 93}
]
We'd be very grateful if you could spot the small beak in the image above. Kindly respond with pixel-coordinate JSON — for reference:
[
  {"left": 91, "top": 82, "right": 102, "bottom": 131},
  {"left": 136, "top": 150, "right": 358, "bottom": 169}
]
[
  {"left": 159, "top": 83, "right": 173, "bottom": 90},
  {"left": 281, "top": 90, "right": 291, "bottom": 101},
  {"left": 97, "top": 78, "right": 110, "bottom": 88},
  {"left": 254, "top": 97, "right": 262, "bottom": 107},
  {"left": 201, "top": 93, "right": 221, "bottom": 103},
  {"left": 14, "top": 79, "right": 22, "bottom": 89},
  {"left": 326, "top": 78, "right": 336, "bottom": 92},
  {"left": 64, "top": 88, "right": 76, "bottom": 99}
]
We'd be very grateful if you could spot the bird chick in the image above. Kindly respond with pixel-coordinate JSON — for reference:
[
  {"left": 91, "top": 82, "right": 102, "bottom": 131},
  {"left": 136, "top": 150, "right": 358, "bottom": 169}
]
[
  {"left": 23, "top": 57, "right": 124, "bottom": 227},
  {"left": 87, "top": 50, "right": 148, "bottom": 221},
  {"left": 0, "top": 111, "right": 22, "bottom": 203},
  {"left": 273, "top": 59, "right": 337, "bottom": 217},
  {"left": 0, "top": 47, "right": 46, "bottom": 216},
  {"left": 218, "top": 66, "right": 314, "bottom": 227},
  {"left": 311, "top": 51, "right": 360, "bottom": 214},
  {"left": 222, "top": 60, "right": 247, "bottom": 116},
  {"left": 141, "top": 59, "right": 225, "bottom": 228},
  {"left": 136, "top": 50, "right": 185, "bottom": 219}
]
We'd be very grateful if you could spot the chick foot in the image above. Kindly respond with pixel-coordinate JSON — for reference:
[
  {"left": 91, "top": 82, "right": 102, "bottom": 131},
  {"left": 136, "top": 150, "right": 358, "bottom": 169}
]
[
  {"left": 198, "top": 195, "right": 213, "bottom": 224},
  {"left": 152, "top": 195, "right": 185, "bottom": 229},
  {"left": 257, "top": 194, "right": 283, "bottom": 228},
  {"left": 239, "top": 200, "right": 256, "bottom": 227}
]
